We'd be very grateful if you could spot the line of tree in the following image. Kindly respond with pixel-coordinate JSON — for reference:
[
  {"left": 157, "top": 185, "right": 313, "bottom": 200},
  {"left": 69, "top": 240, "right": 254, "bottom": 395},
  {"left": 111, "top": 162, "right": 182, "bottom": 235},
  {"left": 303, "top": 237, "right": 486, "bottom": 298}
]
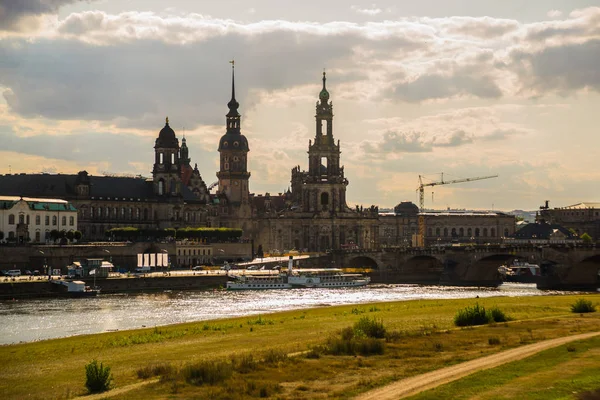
[{"left": 105, "top": 227, "right": 243, "bottom": 242}]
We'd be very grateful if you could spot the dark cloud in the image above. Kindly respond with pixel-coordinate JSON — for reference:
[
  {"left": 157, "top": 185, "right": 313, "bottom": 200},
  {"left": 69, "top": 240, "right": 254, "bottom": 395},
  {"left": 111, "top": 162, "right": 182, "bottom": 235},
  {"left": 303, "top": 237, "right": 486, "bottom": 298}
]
[
  {"left": 0, "top": 32, "right": 354, "bottom": 129},
  {"left": 0, "top": 0, "right": 88, "bottom": 31},
  {"left": 511, "top": 39, "right": 600, "bottom": 94},
  {"left": 391, "top": 71, "right": 502, "bottom": 102}
]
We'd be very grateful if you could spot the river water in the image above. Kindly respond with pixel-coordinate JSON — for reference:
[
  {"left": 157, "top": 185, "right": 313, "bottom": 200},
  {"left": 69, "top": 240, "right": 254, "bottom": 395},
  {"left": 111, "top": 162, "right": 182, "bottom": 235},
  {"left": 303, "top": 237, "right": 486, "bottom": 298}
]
[{"left": 0, "top": 283, "right": 548, "bottom": 345}]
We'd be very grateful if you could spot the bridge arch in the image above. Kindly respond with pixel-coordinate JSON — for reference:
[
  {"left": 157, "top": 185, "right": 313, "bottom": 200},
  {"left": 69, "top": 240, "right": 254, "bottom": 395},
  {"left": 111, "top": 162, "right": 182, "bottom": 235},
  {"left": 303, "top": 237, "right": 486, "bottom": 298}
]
[
  {"left": 403, "top": 255, "right": 444, "bottom": 274},
  {"left": 348, "top": 256, "right": 380, "bottom": 269}
]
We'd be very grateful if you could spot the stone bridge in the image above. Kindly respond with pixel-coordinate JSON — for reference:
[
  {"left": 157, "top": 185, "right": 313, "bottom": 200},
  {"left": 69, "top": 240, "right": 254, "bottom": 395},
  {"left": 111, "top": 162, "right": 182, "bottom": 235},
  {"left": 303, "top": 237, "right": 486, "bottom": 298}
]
[{"left": 316, "top": 245, "right": 600, "bottom": 289}]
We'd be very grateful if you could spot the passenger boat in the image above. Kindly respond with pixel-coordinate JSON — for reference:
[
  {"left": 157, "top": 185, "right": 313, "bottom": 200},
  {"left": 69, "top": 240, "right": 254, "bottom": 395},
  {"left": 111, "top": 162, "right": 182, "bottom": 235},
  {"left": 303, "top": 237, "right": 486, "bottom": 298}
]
[
  {"left": 498, "top": 260, "right": 541, "bottom": 283},
  {"left": 226, "top": 258, "right": 370, "bottom": 290}
]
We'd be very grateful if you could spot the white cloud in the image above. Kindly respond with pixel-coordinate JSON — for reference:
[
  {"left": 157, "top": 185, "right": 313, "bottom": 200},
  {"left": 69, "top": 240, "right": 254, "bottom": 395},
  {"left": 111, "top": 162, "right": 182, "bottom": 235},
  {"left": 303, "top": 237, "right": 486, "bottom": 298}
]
[{"left": 351, "top": 5, "right": 383, "bottom": 16}]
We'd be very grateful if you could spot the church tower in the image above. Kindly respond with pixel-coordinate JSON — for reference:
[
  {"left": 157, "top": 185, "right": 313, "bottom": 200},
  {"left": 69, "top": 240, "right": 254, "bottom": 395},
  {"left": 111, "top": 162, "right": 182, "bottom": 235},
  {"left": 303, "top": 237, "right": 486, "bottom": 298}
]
[
  {"left": 302, "top": 72, "right": 348, "bottom": 213},
  {"left": 217, "top": 62, "right": 250, "bottom": 205},
  {"left": 153, "top": 117, "right": 182, "bottom": 197}
]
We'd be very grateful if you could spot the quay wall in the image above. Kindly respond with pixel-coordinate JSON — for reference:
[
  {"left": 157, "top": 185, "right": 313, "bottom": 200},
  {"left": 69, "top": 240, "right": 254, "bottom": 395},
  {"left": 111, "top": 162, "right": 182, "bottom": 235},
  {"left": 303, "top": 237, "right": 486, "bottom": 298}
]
[{"left": 0, "top": 275, "right": 228, "bottom": 299}]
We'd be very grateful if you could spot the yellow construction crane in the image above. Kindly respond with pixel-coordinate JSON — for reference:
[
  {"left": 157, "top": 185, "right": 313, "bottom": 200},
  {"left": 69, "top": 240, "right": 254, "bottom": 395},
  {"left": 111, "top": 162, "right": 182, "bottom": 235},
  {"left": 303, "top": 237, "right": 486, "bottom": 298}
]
[{"left": 417, "top": 173, "right": 498, "bottom": 211}]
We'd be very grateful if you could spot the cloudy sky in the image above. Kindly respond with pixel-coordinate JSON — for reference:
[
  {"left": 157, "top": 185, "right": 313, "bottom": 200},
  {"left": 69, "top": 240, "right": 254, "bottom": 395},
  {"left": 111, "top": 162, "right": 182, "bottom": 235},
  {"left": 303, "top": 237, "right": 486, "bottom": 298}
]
[{"left": 1, "top": 0, "right": 599, "bottom": 211}]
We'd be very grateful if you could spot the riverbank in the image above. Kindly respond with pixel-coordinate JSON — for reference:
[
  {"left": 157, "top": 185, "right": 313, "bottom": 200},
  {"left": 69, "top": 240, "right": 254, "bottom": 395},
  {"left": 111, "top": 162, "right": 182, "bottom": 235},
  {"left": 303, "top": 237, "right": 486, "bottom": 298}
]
[{"left": 1, "top": 294, "right": 599, "bottom": 399}]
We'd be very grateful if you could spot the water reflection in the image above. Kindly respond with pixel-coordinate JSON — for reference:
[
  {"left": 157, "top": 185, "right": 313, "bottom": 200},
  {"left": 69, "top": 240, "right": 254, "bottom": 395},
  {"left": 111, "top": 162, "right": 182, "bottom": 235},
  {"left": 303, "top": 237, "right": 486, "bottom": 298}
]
[{"left": 0, "top": 283, "right": 544, "bottom": 345}]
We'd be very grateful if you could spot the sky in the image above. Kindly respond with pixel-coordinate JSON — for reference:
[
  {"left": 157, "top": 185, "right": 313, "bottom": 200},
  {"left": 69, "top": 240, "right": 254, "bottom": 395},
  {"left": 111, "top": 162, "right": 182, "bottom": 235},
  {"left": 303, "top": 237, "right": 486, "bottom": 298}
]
[{"left": 0, "top": 0, "right": 599, "bottom": 211}]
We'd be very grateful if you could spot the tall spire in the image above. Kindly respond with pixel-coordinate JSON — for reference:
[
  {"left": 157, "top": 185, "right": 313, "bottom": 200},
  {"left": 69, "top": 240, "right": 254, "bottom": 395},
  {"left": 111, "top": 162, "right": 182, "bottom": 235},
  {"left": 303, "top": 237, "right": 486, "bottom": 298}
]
[
  {"left": 319, "top": 70, "right": 330, "bottom": 103},
  {"left": 226, "top": 60, "right": 240, "bottom": 133}
]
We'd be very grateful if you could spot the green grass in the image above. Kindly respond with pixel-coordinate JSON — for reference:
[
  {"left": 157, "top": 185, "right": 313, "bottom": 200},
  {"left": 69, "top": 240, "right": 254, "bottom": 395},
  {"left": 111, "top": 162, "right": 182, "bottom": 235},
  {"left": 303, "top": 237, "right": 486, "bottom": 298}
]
[
  {"left": 407, "top": 335, "right": 600, "bottom": 400},
  {"left": 0, "top": 294, "right": 599, "bottom": 399}
]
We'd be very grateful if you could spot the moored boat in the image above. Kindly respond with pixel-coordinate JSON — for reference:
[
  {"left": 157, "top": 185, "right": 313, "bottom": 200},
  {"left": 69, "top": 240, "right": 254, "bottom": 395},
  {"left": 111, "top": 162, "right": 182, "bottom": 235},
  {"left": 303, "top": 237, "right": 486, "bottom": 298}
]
[
  {"left": 226, "top": 257, "right": 370, "bottom": 290},
  {"left": 499, "top": 260, "right": 541, "bottom": 283}
]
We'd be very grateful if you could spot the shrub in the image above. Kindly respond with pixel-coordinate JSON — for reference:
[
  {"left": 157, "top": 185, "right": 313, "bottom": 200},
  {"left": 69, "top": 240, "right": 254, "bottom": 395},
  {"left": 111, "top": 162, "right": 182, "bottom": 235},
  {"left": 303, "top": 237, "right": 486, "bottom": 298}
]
[
  {"left": 85, "top": 359, "right": 113, "bottom": 393},
  {"left": 137, "top": 363, "right": 176, "bottom": 379},
  {"left": 571, "top": 298, "right": 596, "bottom": 313},
  {"left": 354, "top": 316, "right": 386, "bottom": 338},
  {"left": 326, "top": 336, "right": 385, "bottom": 356},
  {"left": 488, "top": 336, "right": 501, "bottom": 345},
  {"left": 262, "top": 349, "right": 288, "bottom": 365},
  {"left": 230, "top": 353, "right": 257, "bottom": 374},
  {"left": 488, "top": 307, "right": 509, "bottom": 322},
  {"left": 454, "top": 303, "right": 490, "bottom": 326},
  {"left": 183, "top": 360, "right": 232, "bottom": 385}
]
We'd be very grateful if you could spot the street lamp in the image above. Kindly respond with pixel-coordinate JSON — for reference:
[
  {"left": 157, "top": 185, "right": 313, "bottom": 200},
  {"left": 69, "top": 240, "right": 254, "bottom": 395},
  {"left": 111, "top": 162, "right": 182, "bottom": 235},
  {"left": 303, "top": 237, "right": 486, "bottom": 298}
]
[{"left": 38, "top": 250, "right": 48, "bottom": 279}]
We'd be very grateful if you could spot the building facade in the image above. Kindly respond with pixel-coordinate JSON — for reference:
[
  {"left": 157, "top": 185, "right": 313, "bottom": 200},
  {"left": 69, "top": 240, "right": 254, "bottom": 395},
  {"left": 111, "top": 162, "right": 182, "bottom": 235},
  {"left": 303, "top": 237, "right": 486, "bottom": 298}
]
[
  {"left": 0, "top": 196, "right": 77, "bottom": 243},
  {"left": 538, "top": 202, "right": 600, "bottom": 241},
  {"left": 418, "top": 211, "right": 515, "bottom": 247}
]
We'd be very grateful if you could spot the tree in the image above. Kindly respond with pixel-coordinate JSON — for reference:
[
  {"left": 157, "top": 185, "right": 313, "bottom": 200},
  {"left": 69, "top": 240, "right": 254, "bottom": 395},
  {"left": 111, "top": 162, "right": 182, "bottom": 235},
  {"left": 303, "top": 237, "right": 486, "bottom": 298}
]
[
  {"left": 50, "top": 229, "right": 60, "bottom": 242},
  {"left": 66, "top": 230, "right": 75, "bottom": 242},
  {"left": 580, "top": 233, "right": 593, "bottom": 244},
  {"left": 74, "top": 231, "right": 82, "bottom": 241}
]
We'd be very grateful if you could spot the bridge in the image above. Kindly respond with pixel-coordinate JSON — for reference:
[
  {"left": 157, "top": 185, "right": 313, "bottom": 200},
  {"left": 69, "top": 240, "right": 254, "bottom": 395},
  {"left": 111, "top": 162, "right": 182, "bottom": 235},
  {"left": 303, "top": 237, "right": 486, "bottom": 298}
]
[{"left": 298, "top": 245, "right": 600, "bottom": 290}]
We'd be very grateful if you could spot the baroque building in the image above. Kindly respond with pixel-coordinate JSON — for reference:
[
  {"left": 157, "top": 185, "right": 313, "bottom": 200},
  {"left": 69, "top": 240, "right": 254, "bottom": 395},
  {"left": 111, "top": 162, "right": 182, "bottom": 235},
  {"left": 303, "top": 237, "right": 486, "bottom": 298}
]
[{"left": 0, "top": 67, "right": 513, "bottom": 257}]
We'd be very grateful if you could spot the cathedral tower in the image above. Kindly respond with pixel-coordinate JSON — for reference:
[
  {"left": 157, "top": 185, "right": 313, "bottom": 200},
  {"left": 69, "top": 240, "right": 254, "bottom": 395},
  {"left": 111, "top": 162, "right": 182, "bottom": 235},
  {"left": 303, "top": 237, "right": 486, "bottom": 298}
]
[
  {"left": 153, "top": 117, "right": 182, "bottom": 197},
  {"left": 302, "top": 72, "right": 348, "bottom": 213},
  {"left": 217, "top": 62, "right": 250, "bottom": 205}
]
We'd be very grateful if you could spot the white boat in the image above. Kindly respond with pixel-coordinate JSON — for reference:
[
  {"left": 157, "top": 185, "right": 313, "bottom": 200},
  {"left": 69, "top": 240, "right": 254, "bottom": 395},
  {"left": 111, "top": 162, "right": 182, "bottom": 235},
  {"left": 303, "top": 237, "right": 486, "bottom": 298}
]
[{"left": 226, "top": 257, "right": 370, "bottom": 290}]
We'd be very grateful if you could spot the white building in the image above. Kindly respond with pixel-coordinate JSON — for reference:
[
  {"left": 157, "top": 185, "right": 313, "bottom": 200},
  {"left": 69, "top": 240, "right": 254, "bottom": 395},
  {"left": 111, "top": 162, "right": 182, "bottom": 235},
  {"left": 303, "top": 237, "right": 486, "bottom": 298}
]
[{"left": 0, "top": 196, "right": 78, "bottom": 243}]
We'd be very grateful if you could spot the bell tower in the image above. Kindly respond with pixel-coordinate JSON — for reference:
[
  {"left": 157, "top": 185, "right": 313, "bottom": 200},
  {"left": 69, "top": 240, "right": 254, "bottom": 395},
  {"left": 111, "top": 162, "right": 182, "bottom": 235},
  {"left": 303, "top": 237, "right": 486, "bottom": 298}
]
[
  {"left": 302, "top": 72, "right": 348, "bottom": 213},
  {"left": 153, "top": 117, "right": 182, "bottom": 197},
  {"left": 217, "top": 61, "right": 250, "bottom": 205}
]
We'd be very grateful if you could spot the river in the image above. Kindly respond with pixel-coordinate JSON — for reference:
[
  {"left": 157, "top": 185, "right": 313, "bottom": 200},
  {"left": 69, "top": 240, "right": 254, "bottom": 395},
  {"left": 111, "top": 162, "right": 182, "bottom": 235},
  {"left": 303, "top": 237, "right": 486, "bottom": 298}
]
[{"left": 0, "top": 283, "right": 549, "bottom": 345}]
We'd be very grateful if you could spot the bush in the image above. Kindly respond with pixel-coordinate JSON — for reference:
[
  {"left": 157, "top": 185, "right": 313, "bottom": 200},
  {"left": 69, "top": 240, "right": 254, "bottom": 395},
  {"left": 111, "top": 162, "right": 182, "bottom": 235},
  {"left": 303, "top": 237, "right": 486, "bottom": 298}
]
[
  {"left": 183, "top": 360, "right": 233, "bottom": 385},
  {"left": 85, "top": 360, "right": 113, "bottom": 393},
  {"left": 354, "top": 316, "right": 386, "bottom": 338},
  {"left": 488, "top": 336, "right": 501, "bottom": 345},
  {"left": 137, "top": 363, "right": 176, "bottom": 379},
  {"left": 488, "top": 307, "right": 509, "bottom": 322},
  {"left": 571, "top": 298, "right": 596, "bottom": 313},
  {"left": 454, "top": 303, "right": 490, "bottom": 326}
]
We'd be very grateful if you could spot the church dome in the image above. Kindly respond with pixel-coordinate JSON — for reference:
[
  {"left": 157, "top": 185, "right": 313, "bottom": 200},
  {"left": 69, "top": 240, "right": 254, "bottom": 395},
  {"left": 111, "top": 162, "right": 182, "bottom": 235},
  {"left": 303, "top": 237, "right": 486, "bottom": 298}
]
[
  {"left": 155, "top": 117, "right": 179, "bottom": 149},
  {"left": 394, "top": 201, "right": 419, "bottom": 215}
]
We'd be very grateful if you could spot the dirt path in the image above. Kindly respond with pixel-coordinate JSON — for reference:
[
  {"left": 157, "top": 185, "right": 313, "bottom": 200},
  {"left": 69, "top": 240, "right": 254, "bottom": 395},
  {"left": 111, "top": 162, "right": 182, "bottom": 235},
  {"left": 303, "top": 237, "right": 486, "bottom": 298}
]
[
  {"left": 77, "top": 378, "right": 158, "bottom": 399},
  {"left": 355, "top": 331, "right": 600, "bottom": 400}
]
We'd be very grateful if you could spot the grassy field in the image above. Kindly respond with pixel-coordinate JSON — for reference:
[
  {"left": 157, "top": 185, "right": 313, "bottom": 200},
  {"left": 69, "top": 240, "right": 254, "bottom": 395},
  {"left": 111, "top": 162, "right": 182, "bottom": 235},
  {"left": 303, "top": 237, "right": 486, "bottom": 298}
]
[{"left": 0, "top": 294, "right": 599, "bottom": 399}]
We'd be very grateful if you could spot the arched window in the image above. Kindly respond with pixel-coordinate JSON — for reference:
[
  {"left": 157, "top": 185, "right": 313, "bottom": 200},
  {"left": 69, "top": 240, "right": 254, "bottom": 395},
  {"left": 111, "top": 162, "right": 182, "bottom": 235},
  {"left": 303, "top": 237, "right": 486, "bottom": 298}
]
[
  {"left": 90, "top": 206, "right": 95, "bottom": 218},
  {"left": 443, "top": 228, "right": 448, "bottom": 237},
  {"left": 128, "top": 208, "right": 133, "bottom": 219},
  {"left": 321, "top": 192, "right": 329, "bottom": 209},
  {"left": 158, "top": 180, "right": 164, "bottom": 195},
  {"left": 483, "top": 228, "right": 488, "bottom": 237},
  {"left": 136, "top": 208, "right": 140, "bottom": 219},
  {"left": 121, "top": 207, "right": 125, "bottom": 218},
  {"left": 159, "top": 153, "right": 164, "bottom": 164},
  {"left": 62, "top": 216, "right": 66, "bottom": 226},
  {"left": 143, "top": 208, "right": 149, "bottom": 220},
  {"left": 491, "top": 228, "right": 496, "bottom": 237},
  {"left": 52, "top": 216, "right": 57, "bottom": 226},
  {"left": 97, "top": 207, "right": 102, "bottom": 218},
  {"left": 105, "top": 207, "right": 110, "bottom": 218},
  {"left": 504, "top": 228, "right": 509, "bottom": 237},
  {"left": 475, "top": 228, "right": 480, "bottom": 237},
  {"left": 36, "top": 215, "right": 41, "bottom": 225},
  {"left": 451, "top": 228, "right": 457, "bottom": 237},
  {"left": 113, "top": 207, "right": 118, "bottom": 218},
  {"left": 18, "top": 214, "right": 24, "bottom": 224},
  {"left": 170, "top": 180, "right": 176, "bottom": 194},
  {"left": 436, "top": 227, "right": 440, "bottom": 237},
  {"left": 8, "top": 214, "right": 15, "bottom": 225},
  {"left": 467, "top": 228, "right": 472, "bottom": 237},
  {"left": 459, "top": 227, "right": 464, "bottom": 237},
  {"left": 45, "top": 216, "right": 50, "bottom": 225},
  {"left": 69, "top": 216, "right": 74, "bottom": 226}
]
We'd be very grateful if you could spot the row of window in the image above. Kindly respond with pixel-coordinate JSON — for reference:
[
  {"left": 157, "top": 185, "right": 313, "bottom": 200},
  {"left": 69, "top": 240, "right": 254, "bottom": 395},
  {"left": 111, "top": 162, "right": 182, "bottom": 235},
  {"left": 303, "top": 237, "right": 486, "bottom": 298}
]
[
  {"left": 82, "top": 206, "right": 206, "bottom": 223},
  {"left": 7, "top": 214, "right": 75, "bottom": 227},
  {"left": 178, "top": 249, "right": 212, "bottom": 256},
  {"left": 428, "top": 227, "right": 510, "bottom": 238}
]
